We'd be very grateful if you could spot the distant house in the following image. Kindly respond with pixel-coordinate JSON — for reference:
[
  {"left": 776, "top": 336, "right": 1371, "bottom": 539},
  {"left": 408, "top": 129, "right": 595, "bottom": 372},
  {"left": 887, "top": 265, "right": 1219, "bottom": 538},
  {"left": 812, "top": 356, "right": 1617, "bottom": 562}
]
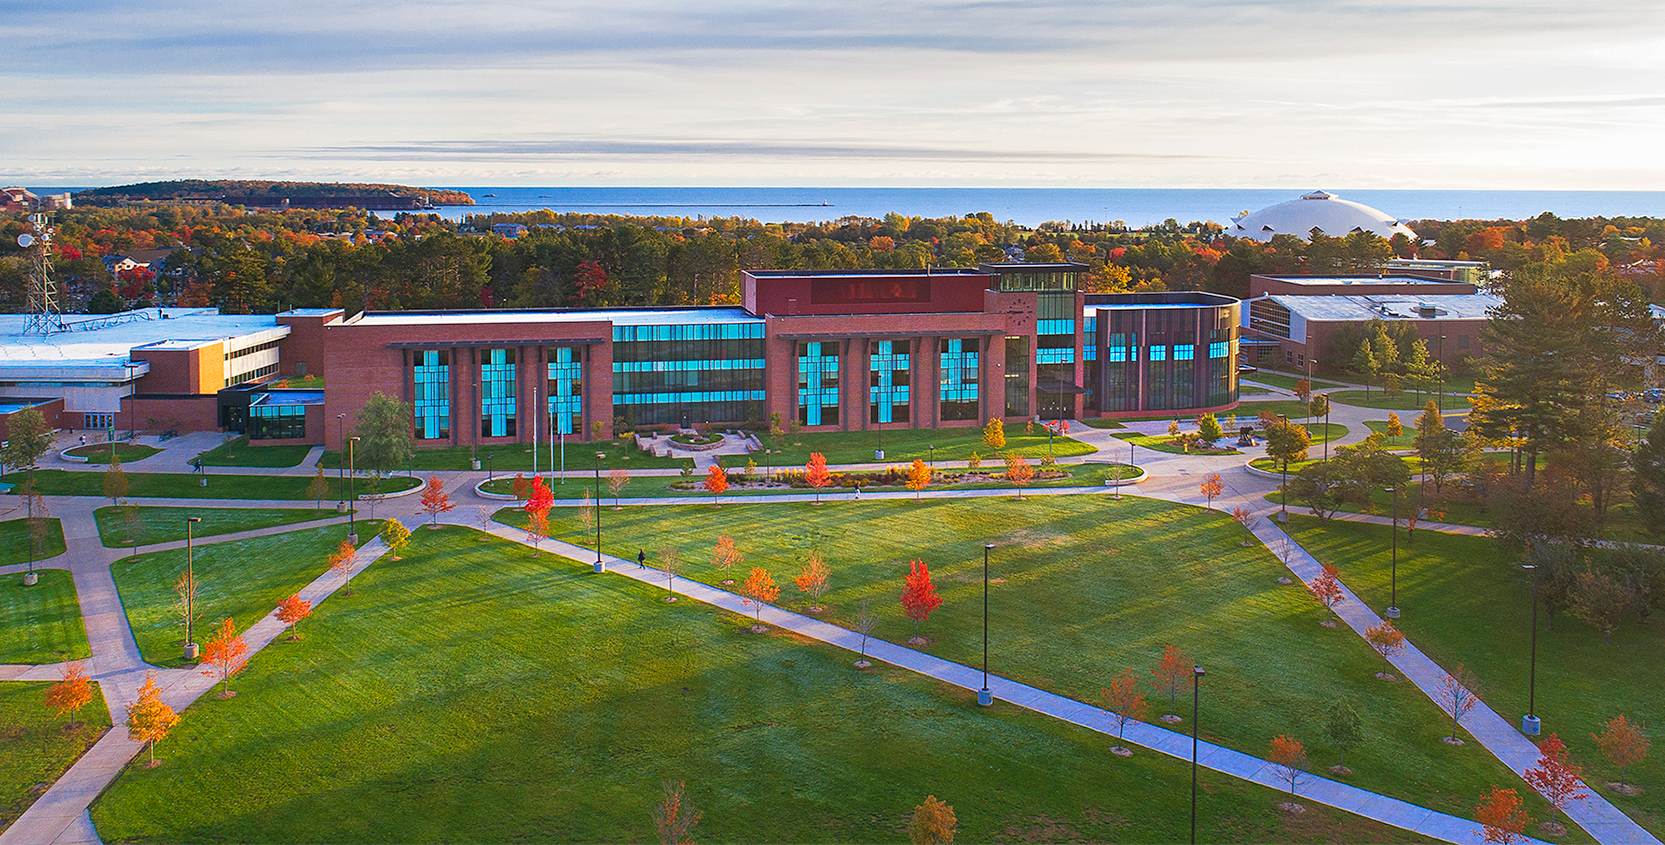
[
  {"left": 491, "top": 223, "right": 529, "bottom": 239},
  {"left": 3, "top": 187, "right": 39, "bottom": 212}
]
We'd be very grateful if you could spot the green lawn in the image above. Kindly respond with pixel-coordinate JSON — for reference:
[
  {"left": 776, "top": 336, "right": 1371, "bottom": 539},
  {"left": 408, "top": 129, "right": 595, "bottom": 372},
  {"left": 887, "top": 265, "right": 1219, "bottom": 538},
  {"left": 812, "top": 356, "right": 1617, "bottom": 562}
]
[
  {"left": 110, "top": 524, "right": 357, "bottom": 668},
  {"left": 499, "top": 497, "right": 1570, "bottom": 832},
  {"left": 1363, "top": 421, "right": 1417, "bottom": 449},
  {"left": 321, "top": 441, "right": 691, "bottom": 472},
  {"left": 1288, "top": 517, "right": 1665, "bottom": 839},
  {"left": 1, "top": 682, "right": 110, "bottom": 834},
  {"left": 743, "top": 426, "right": 1095, "bottom": 467},
  {"left": 62, "top": 442, "right": 161, "bottom": 464},
  {"left": 92, "top": 526, "right": 1431, "bottom": 844},
  {"left": 1236, "top": 399, "right": 1327, "bottom": 421},
  {"left": 1111, "top": 432, "right": 1243, "bottom": 456},
  {"left": 195, "top": 436, "right": 314, "bottom": 468},
  {"left": 1329, "top": 390, "right": 1473, "bottom": 412},
  {"left": 93, "top": 506, "right": 341, "bottom": 548},
  {"left": 0, "top": 570, "right": 89, "bottom": 663},
  {"left": 1250, "top": 454, "right": 1419, "bottom": 475},
  {"left": 1240, "top": 371, "right": 1346, "bottom": 391},
  {"left": 0, "top": 518, "right": 66, "bottom": 567},
  {"left": 13, "top": 470, "right": 417, "bottom": 501}
]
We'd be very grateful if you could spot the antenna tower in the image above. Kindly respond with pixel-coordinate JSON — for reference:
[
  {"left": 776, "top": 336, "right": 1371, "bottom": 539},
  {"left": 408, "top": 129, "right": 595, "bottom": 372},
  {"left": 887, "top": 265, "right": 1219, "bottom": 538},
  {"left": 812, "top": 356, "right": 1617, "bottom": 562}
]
[{"left": 21, "top": 212, "right": 65, "bottom": 334}]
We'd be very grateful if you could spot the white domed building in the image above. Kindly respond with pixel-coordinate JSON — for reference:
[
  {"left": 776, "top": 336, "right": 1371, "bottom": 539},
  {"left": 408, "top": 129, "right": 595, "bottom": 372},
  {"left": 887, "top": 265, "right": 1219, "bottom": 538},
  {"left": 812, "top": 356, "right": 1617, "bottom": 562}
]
[{"left": 1228, "top": 191, "right": 1416, "bottom": 242}]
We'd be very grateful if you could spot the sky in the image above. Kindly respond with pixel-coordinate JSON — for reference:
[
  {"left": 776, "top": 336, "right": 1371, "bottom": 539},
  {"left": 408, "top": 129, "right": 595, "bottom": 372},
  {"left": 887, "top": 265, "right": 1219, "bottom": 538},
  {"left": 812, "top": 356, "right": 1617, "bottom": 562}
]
[{"left": 4, "top": 0, "right": 1665, "bottom": 190}]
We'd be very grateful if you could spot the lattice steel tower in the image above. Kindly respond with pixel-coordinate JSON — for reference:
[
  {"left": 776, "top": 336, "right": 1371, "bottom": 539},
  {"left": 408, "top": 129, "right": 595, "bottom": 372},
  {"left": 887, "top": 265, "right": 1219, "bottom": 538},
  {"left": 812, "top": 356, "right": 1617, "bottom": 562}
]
[{"left": 20, "top": 212, "right": 64, "bottom": 334}]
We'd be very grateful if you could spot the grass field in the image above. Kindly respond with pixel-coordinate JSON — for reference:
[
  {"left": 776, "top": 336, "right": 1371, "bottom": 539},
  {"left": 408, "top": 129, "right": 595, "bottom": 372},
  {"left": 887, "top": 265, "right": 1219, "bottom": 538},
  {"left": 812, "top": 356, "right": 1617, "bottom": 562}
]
[
  {"left": 0, "top": 570, "right": 89, "bottom": 664},
  {"left": 110, "top": 524, "right": 356, "bottom": 668},
  {"left": 93, "top": 506, "right": 341, "bottom": 548},
  {"left": 1, "top": 682, "right": 110, "bottom": 835},
  {"left": 1363, "top": 420, "right": 1417, "bottom": 449},
  {"left": 498, "top": 497, "right": 1571, "bottom": 832},
  {"left": 13, "top": 470, "right": 417, "bottom": 501},
  {"left": 91, "top": 526, "right": 1433, "bottom": 844},
  {"left": 1240, "top": 371, "right": 1347, "bottom": 392},
  {"left": 321, "top": 441, "right": 690, "bottom": 472},
  {"left": 195, "top": 436, "right": 314, "bottom": 468},
  {"left": 1111, "top": 432, "right": 1243, "bottom": 456},
  {"left": 1235, "top": 399, "right": 1327, "bottom": 421},
  {"left": 62, "top": 442, "right": 161, "bottom": 464},
  {"left": 1287, "top": 517, "right": 1665, "bottom": 838},
  {"left": 1329, "top": 390, "right": 1474, "bottom": 412},
  {"left": 0, "top": 518, "right": 66, "bottom": 567}
]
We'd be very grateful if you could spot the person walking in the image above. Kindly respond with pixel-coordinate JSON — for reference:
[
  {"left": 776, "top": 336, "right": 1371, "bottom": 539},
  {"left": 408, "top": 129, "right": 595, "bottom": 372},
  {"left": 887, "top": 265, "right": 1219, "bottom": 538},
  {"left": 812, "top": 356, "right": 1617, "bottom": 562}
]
[{"left": 637, "top": 548, "right": 646, "bottom": 568}]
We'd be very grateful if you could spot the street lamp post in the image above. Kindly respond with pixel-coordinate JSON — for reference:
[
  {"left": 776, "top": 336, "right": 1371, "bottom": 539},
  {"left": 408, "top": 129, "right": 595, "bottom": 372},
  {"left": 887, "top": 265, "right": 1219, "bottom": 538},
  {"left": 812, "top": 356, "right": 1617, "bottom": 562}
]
[
  {"left": 1437, "top": 335, "right": 1447, "bottom": 412},
  {"left": 1323, "top": 398, "right": 1331, "bottom": 463},
  {"left": 593, "top": 452, "right": 606, "bottom": 572},
  {"left": 348, "top": 436, "right": 360, "bottom": 544},
  {"left": 928, "top": 444, "right": 934, "bottom": 471},
  {"left": 336, "top": 413, "right": 346, "bottom": 505},
  {"left": 1522, "top": 563, "right": 1541, "bottom": 735},
  {"left": 184, "top": 516, "right": 202, "bottom": 660},
  {"left": 1191, "top": 666, "right": 1205, "bottom": 845},
  {"left": 979, "top": 543, "right": 995, "bottom": 706},
  {"left": 486, "top": 453, "right": 495, "bottom": 482},
  {"left": 532, "top": 386, "right": 539, "bottom": 479},
  {"left": 1385, "top": 486, "right": 1400, "bottom": 618},
  {"left": 1277, "top": 414, "right": 1290, "bottom": 523}
]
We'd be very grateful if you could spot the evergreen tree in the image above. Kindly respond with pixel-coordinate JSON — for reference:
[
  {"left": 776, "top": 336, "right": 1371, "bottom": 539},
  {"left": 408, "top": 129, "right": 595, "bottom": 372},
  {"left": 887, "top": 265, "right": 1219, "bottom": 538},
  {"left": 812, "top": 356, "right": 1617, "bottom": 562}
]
[{"left": 1635, "top": 415, "right": 1665, "bottom": 537}]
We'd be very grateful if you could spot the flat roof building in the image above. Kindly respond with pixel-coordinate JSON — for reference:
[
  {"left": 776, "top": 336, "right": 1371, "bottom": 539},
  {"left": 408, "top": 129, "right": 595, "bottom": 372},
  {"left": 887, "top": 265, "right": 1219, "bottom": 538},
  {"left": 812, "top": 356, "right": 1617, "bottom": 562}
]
[{"left": 1241, "top": 293, "right": 1500, "bottom": 374}]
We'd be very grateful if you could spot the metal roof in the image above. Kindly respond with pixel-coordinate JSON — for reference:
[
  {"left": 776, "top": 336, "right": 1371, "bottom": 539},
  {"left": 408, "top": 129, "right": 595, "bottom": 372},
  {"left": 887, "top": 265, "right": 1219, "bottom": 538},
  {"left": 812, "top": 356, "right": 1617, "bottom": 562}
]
[{"left": 1261, "top": 293, "right": 1503, "bottom": 322}]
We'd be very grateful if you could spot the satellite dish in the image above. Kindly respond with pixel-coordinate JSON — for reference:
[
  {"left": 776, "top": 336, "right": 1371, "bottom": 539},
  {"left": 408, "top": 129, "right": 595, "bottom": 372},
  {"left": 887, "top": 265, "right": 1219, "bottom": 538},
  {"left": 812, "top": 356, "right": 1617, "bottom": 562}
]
[{"left": 17, "top": 233, "right": 34, "bottom": 248}]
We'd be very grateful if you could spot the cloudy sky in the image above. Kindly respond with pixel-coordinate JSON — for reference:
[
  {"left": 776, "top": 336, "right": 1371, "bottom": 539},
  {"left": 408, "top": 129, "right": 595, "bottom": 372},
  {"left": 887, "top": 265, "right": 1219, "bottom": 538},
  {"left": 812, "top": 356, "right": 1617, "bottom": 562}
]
[{"left": 4, "top": 0, "right": 1665, "bottom": 189}]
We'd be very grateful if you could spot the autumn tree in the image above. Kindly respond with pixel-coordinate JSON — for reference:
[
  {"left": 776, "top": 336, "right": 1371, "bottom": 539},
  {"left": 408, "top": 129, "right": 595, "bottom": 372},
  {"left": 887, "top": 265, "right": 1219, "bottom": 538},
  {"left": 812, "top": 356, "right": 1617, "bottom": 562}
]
[
  {"left": 1567, "top": 566, "right": 1628, "bottom": 645},
  {"left": 712, "top": 535, "right": 742, "bottom": 575},
  {"left": 742, "top": 567, "right": 780, "bottom": 624},
  {"left": 652, "top": 779, "right": 701, "bottom": 845},
  {"left": 307, "top": 466, "right": 329, "bottom": 510},
  {"left": 1523, "top": 733, "right": 1589, "bottom": 830},
  {"left": 1100, "top": 667, "right": 1147, "bottom": 747},
  {"left": 523, "top": 475, "right": 553, "bottom": 554},
  {"left": 1322, "top": 699, "right": 1365, "bottom": 771},
  {"left": 44, "top": 661, "right": 92, "bottom": 730},
  {"left": 1476, "top": 785, "right": 1532, "bottom": 844},
  {"left": 1307, "top": 563, "right": 1344, "bottom": 623},
  {"left": 1294, "top": 378, "right": 1312, "bottom": 404},
  {"left": 905, "top": 459, "right": 932, "bottom": 500},
  {"left": 608, "top": 467, "right": 630, "bottom": 508},
  {"left": 806, "top": 452, "right": 831, "bottom": 504},
  {"left": 126, "top": 671, "right": 179, "bottom": 767},
  {"left": 1593, "top": 715, "right": 1649, "bottom": 790},
  {"left": 1385, "top": 412, "right": 1403, "bottom": 439},
  {"left": 982, "top": 417, "right": 1005, "bottom": 450},
  {"left": 1269, "top": 734, "right": 1309, "bottom": 797},
  {"left": 658, "top": 546, "right": 683, "bottom": 599},
  {"left": 1438, "top": 664, "right": 1481, "bottom": 743},
  {"left": 1004, "top": 452, "right": 1034, "bottom": 500},
  {"left": 276, "top": 593, "right": 312, "bottom": 640},
  {"left": 901, "top": 559, "right": 942, "bottom": 637},
  {"left": 1364, "top": 620, "right": 1406, "bottom": 677},
  {"left": 419, "top": 475, "right": 454, "bottom": 524},
  {"left": 1231, "top": 506, "right": 1256, "bottom": 544},
  {"left": 381, "top": 518, "right": 411, "bottom": 560},
  {"left": 578, "top": 491, "right": 596, "bottom": 540},
  {"left": 103, "top": 452, "right": 129, "bottom": 504},
  {"left": 1309, "top": 394, "right": 1330, "bottom": 425},
  {"left": 201, "top": 616, "right": 248, "bottom": 697},
  {"left": 510, "top": 473, "right": 531, "bottom": 500},
  {"left": 1197, "top": 413, "right": 1224, "bottom": 447},
  {"left": 908, "top": 794, "right": 958, "bottom": 845},
  {"left": 795, "top": 551, "right": 830, "bottom": 611},
  {"left": 1151, "top": 643, "right": 1192, "bottom": 720},
  {"left": 1199, "top": 473, "right": 1223, "bottom": 509},
  {"left": 703, "top": 464, "right": 729, "bottom": 506},
  {"left": 328, "top": 538, "right": 357, "bottom": 594}
]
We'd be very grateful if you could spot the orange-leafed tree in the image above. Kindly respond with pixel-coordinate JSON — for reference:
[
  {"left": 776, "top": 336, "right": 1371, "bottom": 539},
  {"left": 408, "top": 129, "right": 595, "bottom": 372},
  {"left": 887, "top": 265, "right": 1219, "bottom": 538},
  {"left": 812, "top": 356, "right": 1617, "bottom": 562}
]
[
  {"left": 1476, "top": 785, "right": 1532, "bottom": 844},
  {"left": 1364, "top": 620, "right": 1406, "bottom": 677},
  {"left": 510, "top": 472, "right": 531, "bottom": 500},
  {"left": 795, "top": 550, "right": 830, "bottom": 612},
  {"left": 905, "top": 459, "right": 932, "bottom": 501},
  {"left": 712, "top": 535, "right": 742, "bottom": 574},
  {"left": 328, "top": 538, "right": 358, "bottom": 594},
  {"left": 44, "top": 661, "right": 93, "bottom": 730},
  {"left": 652, "top": 779, "right": 701, "bottom": 845},
  {"left": 419, "top": 475, "right": 454, "bottom": 524},
  {"left": 276, "top": 593, "right": 312, "bottom": 640},
  {"left": 1307, "top": 563, "right": 1344, "bottom": 623},
  {"left": 1593, "top": 715, "right": 1650, "bottom": 790},
  {"left": 742, "top": 567, "right": 780, "bottom": 623},
  {"left": 524, "top": 475, "right": 553, "bottom": 554},
  {"left": 1005, "top": 452, "right": 1034, "bottom": 500},
  {"left": 806, "top": 453, "right": 831, "bottom": 504},
  {"left": 1524, "top": 733, "right": 1589, "bottom": 830},
  {"left": 1231, "top": 505, "right": 1256, "bottom": 545},
  {"left": 900, "top": 559, "right": 943, "bottom": 637},
  {"left": 704, "top": 464, "right": 729, "bottom": 507},
  {"left": 1101, "top": 667, "right": 1148, "bottom": 745},
  {"left": 1269, "top": 734, "right": 1308, "bottom": 797},
  {"left": 127, "top": 670, "right": 179, "bottom": 767},
  {"left": 1151, "top": 643, "right": 1193, "bottom": 720},
  {"left": 608, "top": 467, "right": 630, "bottom": 508},
  {"left": 1200, "top": 473, "right": 1223, "bottom": 509},
  {"left": 908, "top": 794, "right": 958, "bottom": 845},
  {"left": 201, "top": 616, "right": 249, "bottom": 698}
]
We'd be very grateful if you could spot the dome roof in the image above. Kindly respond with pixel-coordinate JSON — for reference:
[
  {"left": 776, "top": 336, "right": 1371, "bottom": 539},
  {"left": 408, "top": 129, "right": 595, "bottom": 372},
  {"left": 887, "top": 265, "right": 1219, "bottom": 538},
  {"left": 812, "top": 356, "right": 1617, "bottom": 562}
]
[{"left": 1228, "top": 191, "right": 1416, "bottom": 243}]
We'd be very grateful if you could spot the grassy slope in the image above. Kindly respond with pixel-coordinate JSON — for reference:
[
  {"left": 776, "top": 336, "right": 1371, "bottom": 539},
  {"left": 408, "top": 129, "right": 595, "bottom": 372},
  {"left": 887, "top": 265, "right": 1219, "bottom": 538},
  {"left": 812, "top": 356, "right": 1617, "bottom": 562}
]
[
  {"left": 0, "top": 570, "right": 90, "bottom": 663},
  {"left": 93, "top": 506, "right": 339, "bottom": 548},
  {"left": 195, "top": 437, "right": 313, "bottom": 468},
  {"left": 0, "top": 518, "right": 66, "bottom": 567},
  {"left": 0, "top": 682, "right": 110, "bottom": 834},
  {"left": 110, "top": 524, "right": 355, "bottom": 668},
  {"left": 1287, "top": 516, "right": 1664, "bottom": 838},
  {"left": 91, "top": 527, "right": 1431, "bottom": 844},
  {"left": 503, "top": 496, "right": 1571, "bottom": 831},
  {"left": 15, "top": 470, "right": 416, "bottom": 501}
]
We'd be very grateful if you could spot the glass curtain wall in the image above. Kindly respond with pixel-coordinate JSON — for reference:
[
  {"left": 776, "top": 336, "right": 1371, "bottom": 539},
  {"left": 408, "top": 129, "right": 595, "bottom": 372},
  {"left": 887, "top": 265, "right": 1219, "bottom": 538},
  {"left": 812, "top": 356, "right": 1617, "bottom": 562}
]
[
  {"left": 412, "top": 349, "right": 451, "bottom": 440},
  {"left": 868, "top": 340, "right": 910, "bottom": 424},
  {"left": 1003, "top": 336, "right": 1030, "bottom": 417},
  {"left": 1035, "top": 292, "right": 1077, "bottom": 420},
  {"left": 938, "top": 338, "right": 980, "bottom": 421},
  {"left": 798, "top": 341, "right": 841, "bottom": 426},
  {"left": 612, "top": 322, "right": 765, "bottom": 427},
  {"left": 547, "top": 346, "right": 583, "bottom": 436},
  {"left": 481, "top": 348, "right": 517, "bottom": 437}
]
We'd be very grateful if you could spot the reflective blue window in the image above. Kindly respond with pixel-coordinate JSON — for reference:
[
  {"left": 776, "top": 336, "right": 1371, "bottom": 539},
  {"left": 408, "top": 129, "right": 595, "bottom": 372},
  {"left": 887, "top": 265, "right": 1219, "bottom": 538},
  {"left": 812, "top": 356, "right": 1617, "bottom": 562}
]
[
  {"left": 481, "top": 348, "right": 517, "bottom": 437},
  {"left": 939, "top": 338, "right": 980, "bottom": 421},
  {"left": 1174, "top": 344, "right": 1195, "bottom": 361},
  {"left": 413, "top": 350, "right": 450, "bottom": 440},
  {"left": 798, "top": 341, "right": 840, "bottom": 426},
  {"left": 547, "top": 347, "right": 583, "bottom": 436},
  {"left": 869, "top": 340, "right": 910, "bottom": 424}
]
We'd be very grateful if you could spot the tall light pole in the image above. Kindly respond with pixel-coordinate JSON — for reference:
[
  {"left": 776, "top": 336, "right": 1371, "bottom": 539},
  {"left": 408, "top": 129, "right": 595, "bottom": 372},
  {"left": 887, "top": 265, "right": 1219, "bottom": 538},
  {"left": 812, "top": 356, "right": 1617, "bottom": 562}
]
[
  {"left": 1385, "top": 486, "right": 1400, "bottom": 619},
  {"left": 1437, "top": 335, "right": 1447, "bottom": 412},
  {"left": 928, "top": 444, "right": 935, "bottom": 472},
  {"left": 532, "top": 385, "right": 539, "bottom": 479},
  {"left": 184, "top": 516, "right": 202, "bottom": 660},
  {"left": 348, "top": 436, "right": 360, "bottom": 544},
  {"left": 1191, "top": 665, "right": 1205, "bottom": 845},
  {"left": 978, "top": 542, "right": 995, "bottom": 707},
  {"left": 1522, "top": 563, "right": 1541, "bottom": 735},
  {"left": 336, "top": 413, "right": 346, "bottom": 507},
  {"left": 1276, "top": 414, "right": 1290, "bottom": 523},
  {"left": 593, "top": 452, "right": 606, "bottom": 573}
]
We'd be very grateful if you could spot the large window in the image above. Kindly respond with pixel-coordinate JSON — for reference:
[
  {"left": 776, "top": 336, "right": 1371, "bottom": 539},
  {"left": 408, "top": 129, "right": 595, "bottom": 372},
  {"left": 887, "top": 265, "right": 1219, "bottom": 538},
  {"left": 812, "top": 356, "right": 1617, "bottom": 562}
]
[
  {"left": 612, "top": 322, "right": 765, "bottom": 426},
  {"left": 547, "top": 346, "right": 583, "bottom": 436},
  {"left": 1003, "top": 335, "right": 1030, "bottom": 417},
  {"left": 249, "top": 404, "right": 306, "bottom": 439},
  {"left": 798, "top": 341, "right": 841, "bottom": 426},
  {"left": 938, "top": 338, "right": 980, "bottom": 421},
  {"left": 481, "top": 348, "right": 517, "bottom": 438},
  {"left": 868, "top": 340, "right": 910, "bottom": 424},
  {"left": 413, "top": 350, "right": 450, "bottom": 440}
]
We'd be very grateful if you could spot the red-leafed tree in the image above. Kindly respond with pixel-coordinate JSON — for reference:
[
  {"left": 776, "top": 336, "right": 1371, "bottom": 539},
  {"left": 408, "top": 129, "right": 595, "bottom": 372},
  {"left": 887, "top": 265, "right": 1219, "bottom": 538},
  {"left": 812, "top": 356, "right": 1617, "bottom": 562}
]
[
  {"left": 795, "top": 550, "right": 830, "bottom": 612},
  {"left": 419, "top": 475, "right": 454, "bottom": 524},
  {"left": 572, "top": 259, "right": 608, "bottom": 304},
  {"left": 328, "top": 538, "right": 357, "bottom": 595},
  {"left": 523, "top": 475, "right": 553, "bottom": 553},
  {"left": 276, "top": 594, "right": 312, "bottom": 640},
  {"left": 1151, "top": 643, "right": 1193, "bottom": 720},
  {"left": 201, "top": 616, "right": 248, "bottom": 698},
  {"left": 1476, "top": 785, "right": 1532, "bottom": 844},
  {"left": 510, "top": 472, "right": 531, "bottom": 500},
  {"left": 43, "top": 661, "right": 93, "bottom": 730},
  {"left": 1364, "top": 620, "right": 1406, "bottom": 677},
  {"left": 1200, "top": 473, "right": 1223, "bottom": 509},
  {"left": 1592, "top": 715, "right": 1650, "bottom": 790},
  {"left": 742, "top": 567, "right": 780, "bottom": 624},
  {"left": 1524, "top": 733, "right": 1589, "bottom": 830},
  {"left": 653, "top": 779, "right": 702, "bottom": 845},
  {"left": 1308, "top": 563, "right": 1344, "bottom": 623},
  {"left": 704, "top": 464, "right": 729, "bottom": 506},
  {"left": 806, "top": 452, "right": 831, "bottom": 504},
  {"left": 1269, "top": 734, "right": 1309, "bottom": 797},
  {"left": 712, "top": 535, "right": 742, "bottom": 574},
  {"left": 900, "top": 559, "right": 942, "bottom": 637},
  {"left": 1005, "top": 452, "right": 1034, "bottom": 500},
  {"left": 1101, "top": 667, "right": 1148, "bottom": 746}
]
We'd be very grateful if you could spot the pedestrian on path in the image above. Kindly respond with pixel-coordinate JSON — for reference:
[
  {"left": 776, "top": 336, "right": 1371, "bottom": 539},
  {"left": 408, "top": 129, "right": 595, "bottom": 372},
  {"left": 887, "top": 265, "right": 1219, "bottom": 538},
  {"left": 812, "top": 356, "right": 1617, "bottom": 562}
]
[{"left": 637, "top": 548, "right": 646, "bottom": 568}]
